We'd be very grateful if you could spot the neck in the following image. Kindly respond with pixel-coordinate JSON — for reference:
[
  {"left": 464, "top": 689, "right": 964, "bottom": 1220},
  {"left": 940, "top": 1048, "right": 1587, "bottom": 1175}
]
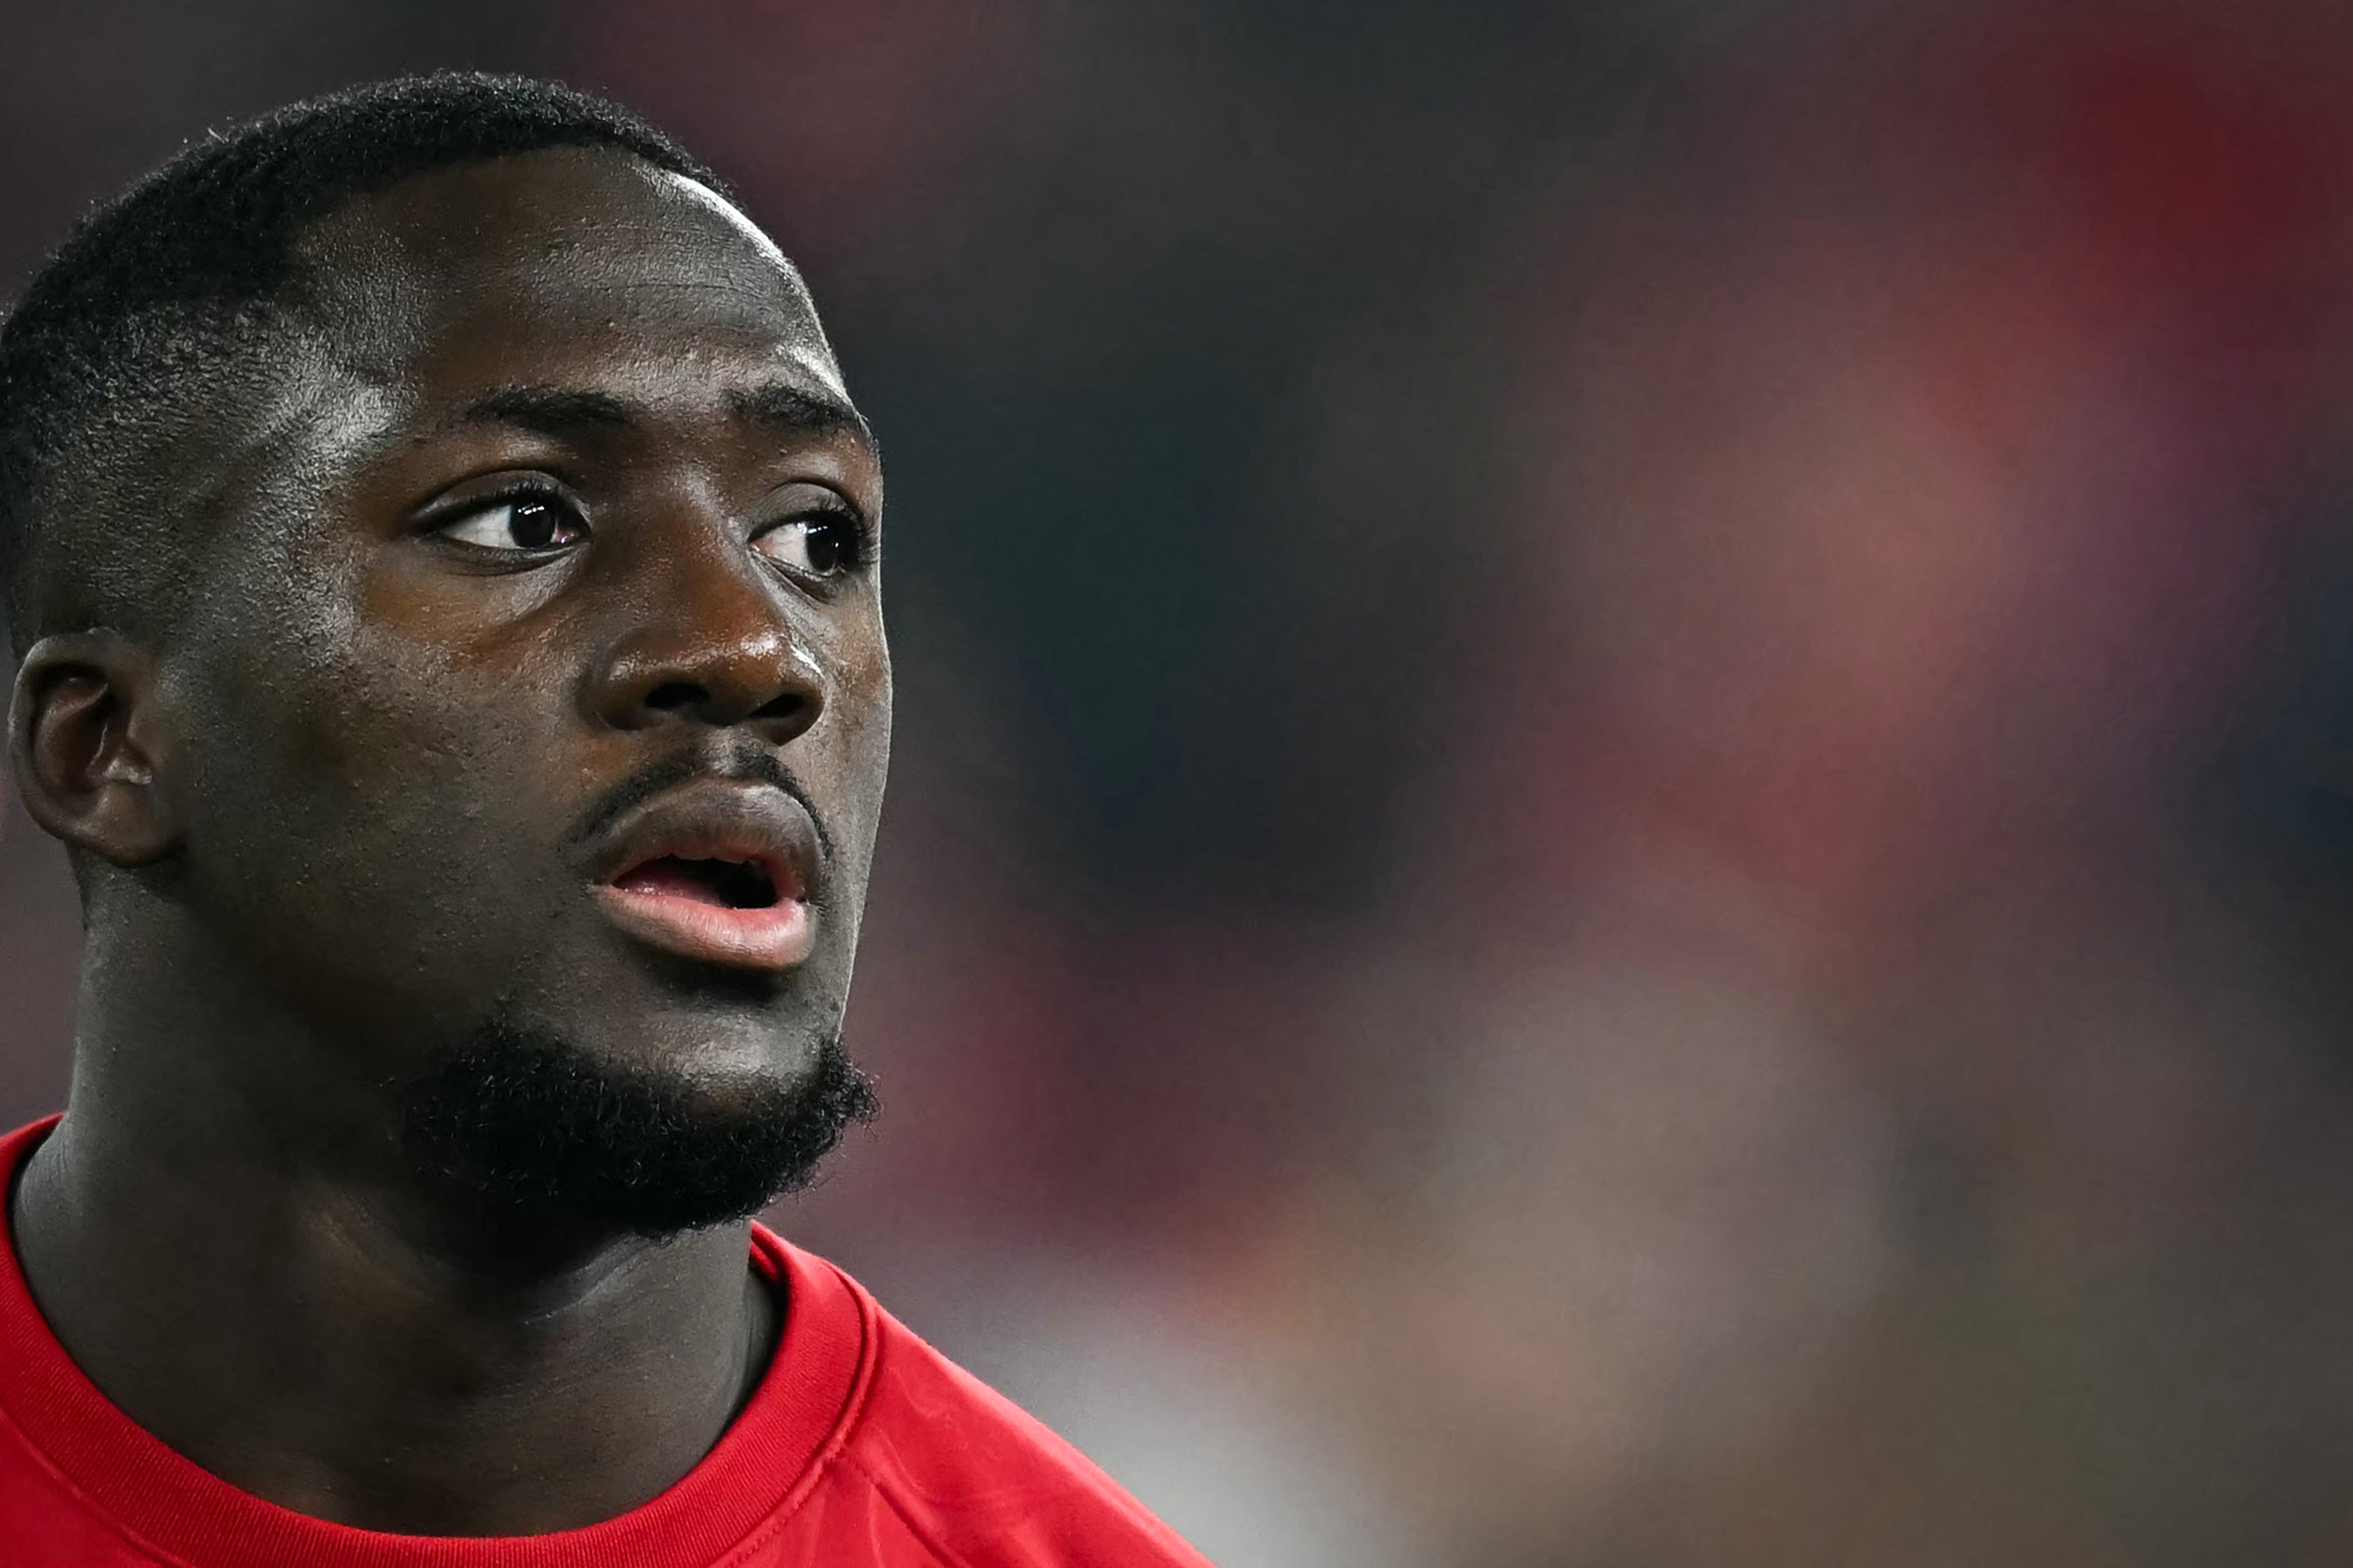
[{"left": 9, "top": 908, "right": 776, "bottom": 1535}]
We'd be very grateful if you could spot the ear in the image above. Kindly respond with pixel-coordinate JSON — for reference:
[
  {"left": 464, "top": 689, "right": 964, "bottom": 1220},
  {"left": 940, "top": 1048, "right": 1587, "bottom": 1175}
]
[{"left": 8, "top": 632, "right": 181, "bottom": 866}]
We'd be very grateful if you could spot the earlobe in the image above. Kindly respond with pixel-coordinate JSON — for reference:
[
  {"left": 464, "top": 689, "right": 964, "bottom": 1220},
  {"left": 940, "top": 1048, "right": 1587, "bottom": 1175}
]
[{"left": 7, "top": 632, "right": 181, "bottom": 866}]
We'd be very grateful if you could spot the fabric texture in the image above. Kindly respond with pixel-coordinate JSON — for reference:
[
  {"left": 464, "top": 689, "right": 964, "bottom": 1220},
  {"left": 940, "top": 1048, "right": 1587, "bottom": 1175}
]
[{"left": 0, "top": 1116, "right": 1213, "bottom": 1567}]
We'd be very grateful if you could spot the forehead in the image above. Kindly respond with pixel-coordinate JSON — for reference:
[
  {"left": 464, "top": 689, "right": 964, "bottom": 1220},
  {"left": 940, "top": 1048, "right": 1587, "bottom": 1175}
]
[{"left": 297, "top": 147, "right": 849, "bottom": 415}]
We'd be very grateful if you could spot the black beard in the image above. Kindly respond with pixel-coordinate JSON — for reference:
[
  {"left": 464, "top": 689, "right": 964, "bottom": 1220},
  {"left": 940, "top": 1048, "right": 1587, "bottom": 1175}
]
[{"left": 399, "top": 1022, "right": 878, "bottom": 1237}]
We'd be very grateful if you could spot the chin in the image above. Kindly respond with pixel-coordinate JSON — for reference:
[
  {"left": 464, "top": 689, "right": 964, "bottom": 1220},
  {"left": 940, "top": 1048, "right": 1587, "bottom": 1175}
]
[{"left": 398, "top": 1015, "right": 877, "bottom": 1237}]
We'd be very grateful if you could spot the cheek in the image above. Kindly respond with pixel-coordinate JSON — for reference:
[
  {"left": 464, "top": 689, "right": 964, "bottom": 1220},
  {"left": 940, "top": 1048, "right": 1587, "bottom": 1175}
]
[
  {"left": 172, "top": 616, "right": 578, "bottom": 978},
  {"left": 840, "top": 645, "right": 893, "bottom": 756},
  {"left": 820, "top": 631, "right": 893, "bottom": 837},
  {"left": 201, "top": 621, "right": 542, "bottom": 820}
]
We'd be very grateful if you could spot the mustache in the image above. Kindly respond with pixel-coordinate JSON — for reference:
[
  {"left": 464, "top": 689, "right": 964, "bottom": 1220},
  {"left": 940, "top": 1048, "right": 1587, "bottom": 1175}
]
[{"left": 564, "top": 745, "right": 837, "bottom": 864}]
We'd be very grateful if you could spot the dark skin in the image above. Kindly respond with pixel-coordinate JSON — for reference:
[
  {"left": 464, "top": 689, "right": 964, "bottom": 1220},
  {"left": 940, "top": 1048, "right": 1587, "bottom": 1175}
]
[{"left": 2, "top": 148, "right": 891, "bottom": 1533}]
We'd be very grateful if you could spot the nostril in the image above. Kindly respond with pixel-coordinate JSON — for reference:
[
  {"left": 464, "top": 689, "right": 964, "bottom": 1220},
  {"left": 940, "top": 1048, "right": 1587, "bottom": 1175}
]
[
  {"left": 750, "top": 691, "right": 807, "bottom": 723},
  {"left": 645, "top": 681, "right": 705, "bottom": 712}
]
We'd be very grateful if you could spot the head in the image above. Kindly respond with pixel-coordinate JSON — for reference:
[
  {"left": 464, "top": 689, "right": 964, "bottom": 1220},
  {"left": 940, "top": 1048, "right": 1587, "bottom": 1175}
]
[{"left": 1, "top": 74, "right": 889, "bottom": 1234}]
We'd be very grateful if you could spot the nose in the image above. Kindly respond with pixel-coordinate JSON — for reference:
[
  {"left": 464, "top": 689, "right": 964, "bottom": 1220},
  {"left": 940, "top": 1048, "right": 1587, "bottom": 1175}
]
[{"left": 586, "top": 526, "right": 824, "bottom": 743}]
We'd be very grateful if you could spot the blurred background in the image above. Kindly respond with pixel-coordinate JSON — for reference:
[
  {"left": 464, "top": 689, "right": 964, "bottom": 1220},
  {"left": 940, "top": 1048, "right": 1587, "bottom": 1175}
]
[{"left": 18, "top": 0, "right": 2353, "bottom": 1560}]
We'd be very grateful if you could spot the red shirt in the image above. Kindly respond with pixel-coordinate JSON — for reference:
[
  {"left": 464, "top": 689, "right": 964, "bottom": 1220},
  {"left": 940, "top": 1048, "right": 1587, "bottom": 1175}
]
[{"left": 0, "top": 1117, "right": 1214, "bottom": 1566}]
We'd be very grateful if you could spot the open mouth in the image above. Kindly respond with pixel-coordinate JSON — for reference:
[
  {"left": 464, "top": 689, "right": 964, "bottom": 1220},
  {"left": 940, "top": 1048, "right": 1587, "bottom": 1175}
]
[
  {"left": 611, "top": 853, "right": 784, "bottom": 910},
  {"left": 581, "top": 777, "right": 824, "bottom": 972},
  {"left": 594, "top": 842, "right": 814, "bottom": 971}
]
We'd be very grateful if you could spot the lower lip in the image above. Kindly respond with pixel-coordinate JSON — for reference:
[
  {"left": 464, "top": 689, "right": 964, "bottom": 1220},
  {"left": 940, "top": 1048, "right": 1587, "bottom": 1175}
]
[{"left": 592, "top": 886, "right": 816, "bottom": 971}]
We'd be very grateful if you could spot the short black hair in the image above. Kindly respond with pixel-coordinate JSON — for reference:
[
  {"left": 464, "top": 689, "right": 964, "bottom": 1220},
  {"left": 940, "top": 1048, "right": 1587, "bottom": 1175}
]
[{"left": 0, "top": 71, "right": 718, "bottom": 653}]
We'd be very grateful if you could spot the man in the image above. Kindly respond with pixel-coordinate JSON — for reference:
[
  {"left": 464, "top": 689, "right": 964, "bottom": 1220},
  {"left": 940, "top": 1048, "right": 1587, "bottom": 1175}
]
[{"left": 0, "top": 72, "right": 1209, "bottom": 1565}]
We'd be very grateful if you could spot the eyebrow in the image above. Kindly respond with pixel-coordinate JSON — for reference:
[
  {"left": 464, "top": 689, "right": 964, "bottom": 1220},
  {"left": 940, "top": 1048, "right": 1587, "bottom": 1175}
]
[
  {"left": 725, "top": 380, "right": 876, "bottom": 453},
  {"left": 450, "top": 386, "right": 634, "bottom": 440},
  {"left": 448, "top": 380, "right": 875, "bottom": 454}
]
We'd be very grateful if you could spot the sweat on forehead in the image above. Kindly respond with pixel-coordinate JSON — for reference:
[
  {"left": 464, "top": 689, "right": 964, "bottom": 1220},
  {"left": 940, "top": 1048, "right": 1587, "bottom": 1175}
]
[{"left": 0, "top": 72, "right": 730, "bottom": 654}]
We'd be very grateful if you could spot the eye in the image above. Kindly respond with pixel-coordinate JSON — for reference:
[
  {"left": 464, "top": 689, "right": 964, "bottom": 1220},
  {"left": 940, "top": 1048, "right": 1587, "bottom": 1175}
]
[
  {"left": 438, "top": 494, "right": 586, "bottom": 552},
  {"left": 753, "top": 510, "right": 864, "bottom": 579}
]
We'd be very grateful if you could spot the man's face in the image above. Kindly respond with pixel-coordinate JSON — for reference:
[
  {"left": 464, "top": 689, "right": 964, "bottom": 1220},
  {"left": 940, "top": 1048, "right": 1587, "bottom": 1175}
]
[{"left": 147, "top": 149, "right": 890, "bottom": 1165}]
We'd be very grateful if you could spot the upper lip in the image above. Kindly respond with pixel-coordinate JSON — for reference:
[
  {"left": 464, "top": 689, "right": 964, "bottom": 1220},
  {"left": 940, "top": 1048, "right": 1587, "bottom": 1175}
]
[{"left": 580, "top": 775, "right": 824, "bottom": 904}]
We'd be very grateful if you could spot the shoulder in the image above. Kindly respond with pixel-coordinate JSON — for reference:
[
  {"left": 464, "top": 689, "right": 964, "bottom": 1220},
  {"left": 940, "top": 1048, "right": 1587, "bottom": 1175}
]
[{"left": 773, "top": 1237, "right": 1214, "bottom": 1568}]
